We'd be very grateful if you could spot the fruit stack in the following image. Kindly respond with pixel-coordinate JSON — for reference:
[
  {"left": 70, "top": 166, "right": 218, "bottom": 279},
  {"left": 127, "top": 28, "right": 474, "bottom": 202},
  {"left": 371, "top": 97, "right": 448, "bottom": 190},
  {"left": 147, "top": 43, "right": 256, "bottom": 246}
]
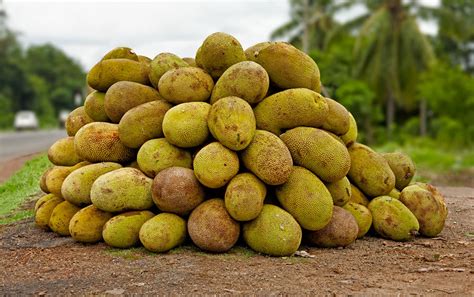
[{"left": 35, "top": 32, "right": 448, "bottom": 256}]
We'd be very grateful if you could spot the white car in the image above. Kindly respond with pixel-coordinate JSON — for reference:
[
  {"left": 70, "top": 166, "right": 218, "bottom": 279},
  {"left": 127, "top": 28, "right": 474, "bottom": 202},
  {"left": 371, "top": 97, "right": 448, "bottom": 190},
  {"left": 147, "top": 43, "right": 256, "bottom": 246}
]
[
  {"left": 14, "top": 110, "right": 39, "bottom": 130},
  {"left": 59, "top": 110, "right": 70, "bottom": 128}
]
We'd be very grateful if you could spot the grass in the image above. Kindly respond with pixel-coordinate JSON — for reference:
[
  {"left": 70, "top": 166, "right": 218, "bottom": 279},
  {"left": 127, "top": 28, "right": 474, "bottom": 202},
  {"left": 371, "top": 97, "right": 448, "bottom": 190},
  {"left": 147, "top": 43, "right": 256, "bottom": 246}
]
[{"left": 0, "top": 154, "right": 51, "bottom": 224}]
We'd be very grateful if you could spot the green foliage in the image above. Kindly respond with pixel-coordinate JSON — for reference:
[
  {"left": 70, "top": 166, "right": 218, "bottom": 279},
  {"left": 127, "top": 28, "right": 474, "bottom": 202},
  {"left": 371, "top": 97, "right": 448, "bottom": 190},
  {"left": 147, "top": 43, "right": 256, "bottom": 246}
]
[{"left": 0, "top": 154, "right": 52, "bottom": 224}]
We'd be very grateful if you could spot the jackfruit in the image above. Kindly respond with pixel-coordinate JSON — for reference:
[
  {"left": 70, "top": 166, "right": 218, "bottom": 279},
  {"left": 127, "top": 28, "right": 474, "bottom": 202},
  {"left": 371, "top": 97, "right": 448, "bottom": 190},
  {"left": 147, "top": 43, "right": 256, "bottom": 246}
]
[
  {"left": 65, "top": 106, "right": 94, "bottom": 137},
  {"left": 349, "top": 184, "right": 370, "bottom": 207},
  {"left": 342, "top": 202, "right": 372, "bottom": 238},
  {"left": 276, "top": 166, "right": 333, "bottom": 231},
  {"left": 340, "top": 112, "right": 357, "bottom": 147},
  {"left": 382, "top": 152, "right": 416, "bottom": 190},
  {"left": 84, "top": 91, "right": 110, "bottom": 122},
  {"left": 193, "top": 142, "right": 239, "bottom": 188},
  {"left": 321, "top": 98, "right": 350, "bottom": 135},
  {"left": 149, "top": 53, "right": 188, "bottom": 88},
  {"left": 35, "top": 193, "right": 56, "bottom": 212},
  {"left": 188, "top": 199, "right": 240, "bottom": 253},
  {"left": 45, "top": 162, "right": 89, "bottom": 198},
  {"left": 326, "top": 176, "right": 352, "bottom": 206},
  {"left": 280, "top": 127, "right": 351, "bottom": 183},
  {"left": 208, "top": 96, "right": 256, "bottom": 151},
  {"left": 241, "top": 130, "right": 292, "bottom": 185},
  {"left": 101, "top": 47, "right": 138, "bottom": 61},
  {"left": 182, "top": 57, "right": 196, "bottom": 67},
  {"left": 103, "top": 210, "right": 154, "bottom": 248},
  {"left": 225, "top": 173, "right": 266, "bottom": 221},
  {"left": 35, "top": 195, "right": 64, "bottom": 229},
  {"left": 244, "top": 42, "right": 273, "bottom": 62},
  {"left": 48, "top": 137, "right": 82, "bottom": 166},
  {"left": 139, "top": 213, "right": 187, "bottom": 253},
  {"left": 48, "top": 201, "right": 81, "bottom": 236},
  {"left": 69, "top": 205, "right": 113, "bottom": 243}
]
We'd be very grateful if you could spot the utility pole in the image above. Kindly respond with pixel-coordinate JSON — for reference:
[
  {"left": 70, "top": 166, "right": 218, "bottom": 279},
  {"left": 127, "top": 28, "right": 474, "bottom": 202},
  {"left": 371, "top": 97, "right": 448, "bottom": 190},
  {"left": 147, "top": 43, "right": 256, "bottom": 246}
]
[{"left": 0, "top": 0, "right": 7, "bottom": 40}]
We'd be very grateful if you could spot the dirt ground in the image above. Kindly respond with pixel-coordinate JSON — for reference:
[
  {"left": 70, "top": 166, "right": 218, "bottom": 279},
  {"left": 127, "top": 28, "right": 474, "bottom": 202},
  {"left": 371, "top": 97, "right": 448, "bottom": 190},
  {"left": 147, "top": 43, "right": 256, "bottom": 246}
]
[{"left": 0, "top": 187, "right": 472, "bottom": 295}]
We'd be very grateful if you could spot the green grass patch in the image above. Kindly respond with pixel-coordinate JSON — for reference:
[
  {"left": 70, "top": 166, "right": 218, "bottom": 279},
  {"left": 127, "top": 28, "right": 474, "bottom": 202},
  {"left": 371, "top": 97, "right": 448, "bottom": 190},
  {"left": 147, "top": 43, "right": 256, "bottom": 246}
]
[
  {"left": 0, "top": 154, "right": 51, "bottom": 224},
  {"left": 104, "top": 247, "right": 153, "bottom": 259}
]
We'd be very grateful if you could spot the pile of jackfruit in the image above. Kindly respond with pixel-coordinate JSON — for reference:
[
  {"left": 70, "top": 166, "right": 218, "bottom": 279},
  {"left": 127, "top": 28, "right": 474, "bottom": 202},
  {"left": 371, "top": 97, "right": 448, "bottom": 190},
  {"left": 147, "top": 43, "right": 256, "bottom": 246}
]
[{"left": 35, "top": 32, "right": 448, "bottom": 256}]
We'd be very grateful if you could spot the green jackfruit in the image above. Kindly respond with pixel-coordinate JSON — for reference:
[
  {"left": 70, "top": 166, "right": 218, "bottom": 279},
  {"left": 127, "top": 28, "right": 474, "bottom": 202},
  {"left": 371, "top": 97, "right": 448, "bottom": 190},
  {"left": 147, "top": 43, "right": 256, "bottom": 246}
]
[
  {"left": 119, "top": 99, "right": 172, "bottom": 148},
  {"left": 321, "top": 98, "right": 350, "bottom": 135},
  {"left": 349, "top": 184, "right": 370, "bottom": 207},
  {"left": 241, "top": 130, "right": 293, "bottom": 185},
  {"left": 195, "top": 32, "right": 246, "bottom": 79},
  {"left": 149, "top": 53, "right": 188, "bottom": 88},
  {"left": 193, "top": 142, "right": 239, "bottom": 188},
  {"left": 74, "top": 122, "right": 135, "bottom": 163},
  {"left": 243, "top": 204, "right": 302, "bottom": 256},
  {"left": 35, "top": 193, "right": 56, "bottom": 212},
  {"left": 225, "top": 173, "right": 266, "bottom": 221},
  {"left": 35, "top": 195, "right": 64, "bottom": 230},
  {"left": 45, "top": 162, "right": 89, "bottom": 198},
  {"left": 90, "top": 168, "right": 154, "bottom": 212},
  {"left": 104, "top": 81, "right": 163, "bottom": 123},
  {"left": 87, "top": 58, "right": 149, "bottom": 92},
  {"left": 152, "top": 167, "right": 204, "bottom": 216},
  {"left": 69, "top": 205, "right": 113, "bottom": 243},
  {"left": 399, "top": 183, "right": 448, "bottom": 237},
  {"left": 137, "top": 138, "right": 192, "bottom": 177},
  {"left": 162, "top": 102, "right": 211, "bottom": 148},
  {"left": 254, "top": 88, "right": 328, "bottom": 136},
  {"left": 101, "top": 47, "right": 138, "bottom": 61},
  {"left": 276, "top": 166, "right": 333, "bottom": 231},
  {"left": 103, "top": 210, "right": 154, "bottom": 248},
  {"left": 326, "top": 176, "right": 352, "bottom": 206},
  {"left": 342, "top": 202, "right": 372, "bottom": 238},
  {"left": 84, "top": 91, "right": 110, "bottom": 122},
  {"left": 139, "top": 213, "right": 187, "bottom": 253},
  {"left": 280, "top": 127, "right": 351, "bottom": 182},
  {"left": 389, "top": 188, "right": 401, "bottom": 199},
  {"left": 252, "top": 42, "right": 320, "bottom": 92},
  {"left": 306, "top": 206, "right": 359, "bottom": 247},
  {"left": 39, "top": 168, "right": 51, "bottom": 193},
  {"left": 368, "top": 196, "right": 419, "bottom": 241},
  {"left": 48, "top": 201, "right": 81, "bottom": 236},
  {"left": 348, "top": 143, "right": 395, "bottom": 197},
  {"left": 244, "top": 42, "right": 273, "bottom": 62},
  {"left": 182, "top": 57, "right": 196, "bottom": 67},
  {"left": 340, "top": 112, "right": 358, "bottom": 147},
  {"left": 48, "top": 137, "right": 82, "bottom": 166},
  {"left": 138, "top": 55, "right": 151, "bottom": 64},
  {"left": 65, "top": 106, "right": 94, "bottom": 136},
  {"left": 208, "top": 96, "right": 256, "bottom": 151},
  {"left": 210, "top": 61, "right": 269, "bottom": 105},
  {"left": 61, "top": 162, "right": 122, "bottom": 206},
  {"left": 158, "top": 67, "right": 214, "bottom": 104},
  {"left": 382, "top": 152, "right": 416, "bottom": 190}
]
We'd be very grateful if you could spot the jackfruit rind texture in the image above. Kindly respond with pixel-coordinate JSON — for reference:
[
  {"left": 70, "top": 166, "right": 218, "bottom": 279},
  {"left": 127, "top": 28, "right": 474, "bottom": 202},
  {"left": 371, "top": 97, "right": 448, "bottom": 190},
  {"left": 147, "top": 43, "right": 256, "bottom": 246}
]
[
  {"left": 321, "top": 97, "right": 350, "bottom": 135},
  {"left": 35, "top": 195, "right": 64, "bottom": 230},
  {"left": 340, "top": 112, "right": 358, "bottom": 147},
  {"left": 325, "top": 176, "right": 352, "bottom": 207},
  {"left": 101, "top": 47, "right": 138, "bottom": 61},
  {"left": 84, "top": 91, "right": 110, "bottom": 122},
  {"left": 139, "top": 213, "right": 187, "bottom": 253},
  {"left": 280, "top": 127, "right": 351, "bottom": 183},
  {"left": 87, "top": 59, "right": 149, "bottom": 92},
  {"left": 48, "top": 201, "right": 81, "bottom": 236},
  {"left": 102, "top": 210, "right": 154, "bottom": 248},
  {"left": 243, "top": 204, "right": 302, "bottom": 256},
  {"left": 253, "top": 88, "right": 328, "bottom": 135},
  {"left": 382, "top": 152, "right": 416, "bottom": 190},
  {"left": 241, "top": 130, "right": 293, "bottom": 185},
  {"left": 69, "top": 205, "right": 113, "bottom": 243},
  {"left": 48, "top": 137, "right": 82, "bottom": 166},
  {"left": 342, "top": 202, "right": 372, "bottom": 238},
  {"left": 148, "top": 53, "right": 189, "bottom": 88},
  {"left": 65, "top": 106, "right": 94, "bottom": 137},
  {"left": 225, "top": 173, "right": 266, "bottom": 221}
]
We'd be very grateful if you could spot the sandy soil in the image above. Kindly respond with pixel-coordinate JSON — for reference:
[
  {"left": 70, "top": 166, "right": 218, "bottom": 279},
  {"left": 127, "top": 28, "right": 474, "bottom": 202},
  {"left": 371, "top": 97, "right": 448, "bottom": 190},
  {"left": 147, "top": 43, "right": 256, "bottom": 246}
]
[{"left": 0, "top": 186, "right": 472, "bottom": 296}]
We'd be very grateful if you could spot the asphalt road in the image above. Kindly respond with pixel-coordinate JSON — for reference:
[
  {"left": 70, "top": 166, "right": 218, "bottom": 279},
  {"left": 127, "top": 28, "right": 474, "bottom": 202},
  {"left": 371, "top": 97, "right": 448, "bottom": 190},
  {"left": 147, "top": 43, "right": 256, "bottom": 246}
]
[{"left": 0, "top": 129, "right": 66, "bottom": 162}]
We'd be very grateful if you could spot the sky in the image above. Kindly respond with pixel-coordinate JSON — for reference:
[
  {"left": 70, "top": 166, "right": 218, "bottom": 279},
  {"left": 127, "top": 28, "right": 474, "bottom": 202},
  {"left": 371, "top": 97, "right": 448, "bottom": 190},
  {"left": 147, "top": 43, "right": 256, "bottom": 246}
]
[{"left": 4, "top": 0, "right": 438, "bottom": 71}]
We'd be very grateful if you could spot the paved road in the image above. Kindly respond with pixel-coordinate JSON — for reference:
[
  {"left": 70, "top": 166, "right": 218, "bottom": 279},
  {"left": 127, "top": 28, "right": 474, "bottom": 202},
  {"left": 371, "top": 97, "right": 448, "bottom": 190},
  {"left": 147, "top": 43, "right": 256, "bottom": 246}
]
[{"left": 0, "top": 129, "right": 66, "bottom": 162}]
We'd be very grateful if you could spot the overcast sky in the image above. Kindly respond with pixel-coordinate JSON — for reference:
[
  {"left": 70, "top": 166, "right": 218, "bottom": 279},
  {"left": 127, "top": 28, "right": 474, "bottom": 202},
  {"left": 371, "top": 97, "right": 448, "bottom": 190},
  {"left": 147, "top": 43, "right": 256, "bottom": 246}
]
[{"left": 4, "top": 0, "right": 438, "bottom": 71}]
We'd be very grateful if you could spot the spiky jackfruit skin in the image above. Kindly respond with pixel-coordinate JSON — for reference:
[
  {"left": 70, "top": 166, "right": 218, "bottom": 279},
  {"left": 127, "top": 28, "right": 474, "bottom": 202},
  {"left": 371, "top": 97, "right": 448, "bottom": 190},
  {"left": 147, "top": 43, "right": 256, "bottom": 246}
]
[
  {"left": 276, "top": 166, "right": 333, "bottom": 231},
  {"left": 196, "top": 32, "right": 246, "bottom": 79},
  {"left": 35, "top": 194, "right": 56, "bottom": 212},
  {"left": 208, "top": 97, "right": 256, "bottom": 151},
  {"left": 74, "top": 122, "right": 135, "bottom": 163},
  {"left": 340, "top": 112, "right": 358, "bottom": 147},
  {"left": 65, "top": 106, "right": 94, "bottom": 136},
  {"left": 225, "top": 173, "right": 266, "bottom": 221},
  {"left": 90, "top": 168, "right": 154, "bottom": 213},
  {"left": 326, "top": 176, "right": 352, "bottom": 206},
  {"left": 349, "top": 184, "right": 370, "bottom": 207},
  {"left": 35, "top": 195, "right": 64, "bottom": 230},
  {"left": 152, "top": 167, "right": 205, "bottom": 216},
  {"left": 321, "top": 98, "right": 350, "bottom": 135},
  {"left": 87, "top": 58, "right": 149, "bottom": 92},
  {"left": 158, "top": 67, "right": 214, "bottom": 104},
  {"left": 244, "top": 42, "right": 273, "bottom": 62},
  {"left": 69, "top": 205, "right": 113, "bottom": 243},
  {"left": 243, "top": 204, "right": 301, "bottom": 256},
  {"left": 253, "top": 88, "right": 328, "bottom": 135},
  {"left": 102, "top": 210, "right": 154, "bottom": 248},
  {"left": 101, "top": 47, "right": 138, "bottom": 61},
  {"left": 188, "top": 199, "right": 240, "bottom": 253},
  {"left": 182, "top": 57, "right": 196, "bottom": 67},
  {"left": 252, "top": 42, "right": 321, "bottom": 92},
  {"left": 210, "top": 61, "right": 269, "bottom": 105},
  {"left": 241, "top": 130, "right": 293, "bottom": 185},
  {"left": 348, "top": 143, "right": 395, "bottom": 197},
  {"left": 389, "top": 188, "right": 401, "bottom": 199},
  {"left": 61, "top": 162, "right": 122, "bottom": 207},
  {"left": 382, "top": 152, "right": 416, "bottom": 190},
  {"left": 140, "top": 213, "right": 187, "bottom": 253},
  {"left": 104, "top": 81, "right": 163, "bottom": 123},
  {"left": 48, "top": 201, "right": 81, "bottom": 236},
  {"left": 84, "top": 91, "right": 110, "bottom": 122},
  {"left": 137, "top": 138, "right": 192, "bottom": 177},
  {"left": 138, "top": 55, "right": 152, "bottom": 64},
  {"left": 45, "top": 162, "right": 90, "bottom": 198},
  {"left": 306, "top": 206, "right": 359, "bottom": 248},
  {"left": 342, "top": 202, "right": 372, "bottom": 238},
  {"left": 48, "top": 137, "right": 82, "bottom": 166},
  {"left": 280, "top": 127, "right": 351, "bottom": 183},
  {"left": 119, "top": 100, "right": 172, "bottom": 148},
  {"left": 368, "top": 196, "right": 419, "bottom": 241},
  {"left": 162, "top": 102, "right": 211, "bottom": 148},
  {"left": 149, "top": 53, "right": 189, "bottom": 88},
  {"left": 193, "top": 142, "right": 239, "bottom": 188},
  {"left": 399, "top": 183, "right": 448, "bottom": 237}
]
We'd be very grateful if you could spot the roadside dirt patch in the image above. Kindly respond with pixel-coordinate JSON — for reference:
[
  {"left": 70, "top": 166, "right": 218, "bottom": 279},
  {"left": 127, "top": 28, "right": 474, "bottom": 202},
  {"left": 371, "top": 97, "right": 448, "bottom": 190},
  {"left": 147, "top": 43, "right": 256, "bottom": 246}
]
[
  {"left": 0, "top": 153, "right": 41, "bottom": 184},
  {"left": 0, "top": 187, "right": 473, "bottom": 295}
]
